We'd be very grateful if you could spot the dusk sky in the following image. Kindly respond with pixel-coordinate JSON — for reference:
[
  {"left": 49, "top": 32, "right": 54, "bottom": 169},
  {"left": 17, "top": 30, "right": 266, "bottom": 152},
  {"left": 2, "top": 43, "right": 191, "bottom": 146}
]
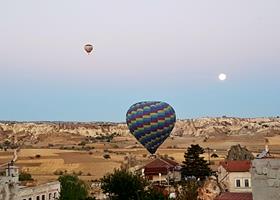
[{"left": 1, "top": 1, "right": 279, "bottom": 122}]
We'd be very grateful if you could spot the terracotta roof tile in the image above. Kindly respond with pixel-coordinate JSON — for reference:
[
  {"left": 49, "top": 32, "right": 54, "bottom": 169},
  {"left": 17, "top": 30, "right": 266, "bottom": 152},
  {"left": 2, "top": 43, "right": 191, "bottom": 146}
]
[
  {"left": 144, "top": 158, "right": 179, "bottom": 175},
  {"left": 215, "top": 192, "right": 253, "bottom": 200},
  {"left": 220, "top": 160, "right": 251, "bottom": 172}
]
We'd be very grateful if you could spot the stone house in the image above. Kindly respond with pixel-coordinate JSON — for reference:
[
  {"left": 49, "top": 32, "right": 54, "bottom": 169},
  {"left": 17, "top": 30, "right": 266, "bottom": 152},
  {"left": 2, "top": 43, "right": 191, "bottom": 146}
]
[
  {"left": 141, "top": 158, "right": 181, "bottom": 184},
  {"left": 217, "top": 160, "right": 252, "bottom": 193}
]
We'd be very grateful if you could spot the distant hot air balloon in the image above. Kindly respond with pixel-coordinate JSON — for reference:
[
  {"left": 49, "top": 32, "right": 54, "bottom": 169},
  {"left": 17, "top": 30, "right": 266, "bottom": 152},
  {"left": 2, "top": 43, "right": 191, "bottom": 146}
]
[
  {"left": 126, "top": 101, "right": 176, "bottom": 154},
  {"left": 84, "top": 44, "right": 93, "bottom": 54}
]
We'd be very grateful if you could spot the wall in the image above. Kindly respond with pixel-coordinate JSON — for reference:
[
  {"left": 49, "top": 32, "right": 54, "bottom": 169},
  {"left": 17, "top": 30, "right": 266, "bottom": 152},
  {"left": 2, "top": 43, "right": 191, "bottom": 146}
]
[
  {"left": 251, "top": 159, "right": 280, "bottom": 200},
  {"left": 18, "top": 181, "right": 60, "bottom": 200}
]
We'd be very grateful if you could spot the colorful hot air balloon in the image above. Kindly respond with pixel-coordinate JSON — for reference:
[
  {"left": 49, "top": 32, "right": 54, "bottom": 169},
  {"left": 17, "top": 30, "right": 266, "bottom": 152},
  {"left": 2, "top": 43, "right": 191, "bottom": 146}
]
[
  {"left": 84, "top": 44, "right": 93, "bottom": 54},
  {"left": 126, "top": 101, "right": 176, "bottom": 154}
]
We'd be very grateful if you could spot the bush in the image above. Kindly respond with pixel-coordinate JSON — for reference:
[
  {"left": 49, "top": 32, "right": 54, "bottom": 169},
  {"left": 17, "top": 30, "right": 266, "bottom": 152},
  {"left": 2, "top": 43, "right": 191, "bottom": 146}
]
[
  {"left": 103, "top": 154, "right": 111, "bottom": 159},
  {"left": 19, "top": 172, "right": 33, "bottom": 181},
  {"left": 112, "top": 144, "right": 119, "bottom": 148},
  {"left": 54, "top": 170, "right": 64, "bottom": 175},
  {"left": 35, "top": 154, "right": 41, "bottom": 158},
  {"left": 48, "top": 144, "right": 54, "bottom": 148},
  {"left": 78, "top": 141, "right": 87, "bottom": 146}
]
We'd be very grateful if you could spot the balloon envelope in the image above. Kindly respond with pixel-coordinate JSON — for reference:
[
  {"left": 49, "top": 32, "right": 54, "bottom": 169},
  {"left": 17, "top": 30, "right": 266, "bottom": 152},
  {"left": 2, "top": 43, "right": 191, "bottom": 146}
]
[
  {"left": 84, "top": 44, "right": 93, "bottom": 54},
  {"left": 126, "top": 101, "right": 176, "bottom": 154}
]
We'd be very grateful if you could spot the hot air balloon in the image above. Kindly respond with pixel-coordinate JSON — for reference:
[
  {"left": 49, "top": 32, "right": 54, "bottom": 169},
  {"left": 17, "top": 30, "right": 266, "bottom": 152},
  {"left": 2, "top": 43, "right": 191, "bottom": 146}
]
[
  {"left": 84, "top": 44, "right": 93, "bottom": 54},
  {"left": 126, "top": 101, "right": 176, "bottom": 154}
]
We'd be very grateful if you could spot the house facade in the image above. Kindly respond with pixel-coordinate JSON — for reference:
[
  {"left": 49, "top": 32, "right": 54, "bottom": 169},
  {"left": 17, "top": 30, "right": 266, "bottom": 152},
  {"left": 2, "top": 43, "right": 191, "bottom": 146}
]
[
  {"left": 217, "top": 160, "right": 252, "bottom": 193},
  {"left": 141, "top": 158, "right": 181, "bottom": 184}
]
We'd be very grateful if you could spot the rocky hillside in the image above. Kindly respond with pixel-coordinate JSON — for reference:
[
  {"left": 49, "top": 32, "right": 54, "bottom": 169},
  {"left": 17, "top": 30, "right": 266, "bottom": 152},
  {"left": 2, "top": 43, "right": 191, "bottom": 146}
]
[
  {"left": 173, "top": 117, "right": 280, "bottom": 137},
  {"left": 0, "top": 117, "right": 280, "bottom": 144}
]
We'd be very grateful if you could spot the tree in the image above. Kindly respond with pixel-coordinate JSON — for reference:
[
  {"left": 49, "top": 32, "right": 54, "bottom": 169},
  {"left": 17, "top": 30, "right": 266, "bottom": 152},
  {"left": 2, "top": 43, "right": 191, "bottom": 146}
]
[
  {"left": 58, "top": 174, "right": 88, "bottom": 200},
  {"left": 101, "top": 169, "right": 165, "bottom": 200},
  {"left": 101, "top": 169, "right": 146, "bottom": 200},
  {"left": 176, "top": 180, "right": 198, "bottom": 200},
  {"left": 142, "top": 187, "right": 165, "bottom": 200},
  {"left": 181, "top": 144, "right": 212, "bottom": 180},
  {"left": 19, "top": 172, "right": 33, "bottom": 181}
]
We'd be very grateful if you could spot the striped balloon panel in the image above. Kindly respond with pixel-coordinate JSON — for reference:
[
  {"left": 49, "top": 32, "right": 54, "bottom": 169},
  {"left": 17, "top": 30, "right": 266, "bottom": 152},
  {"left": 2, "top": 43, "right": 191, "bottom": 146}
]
[{"left": 126, "top": 101, "right": 176, "bottom": 154}]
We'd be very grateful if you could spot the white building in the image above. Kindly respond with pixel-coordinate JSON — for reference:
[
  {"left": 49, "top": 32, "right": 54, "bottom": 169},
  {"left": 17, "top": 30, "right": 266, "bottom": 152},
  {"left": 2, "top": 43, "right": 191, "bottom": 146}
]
[
  {"left": 0, "top": 163, "right": 60, "bottom": 200},
  {"left": 217, "top": 160, "right": 252, "bottom": 193}
]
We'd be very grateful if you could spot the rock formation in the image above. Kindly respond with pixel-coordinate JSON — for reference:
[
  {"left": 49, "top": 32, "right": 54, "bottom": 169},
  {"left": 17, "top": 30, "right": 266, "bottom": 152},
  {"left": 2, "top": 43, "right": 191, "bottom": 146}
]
[
  {"left": 198, "top": 176, "right": 221, "bottom": 200},
  {"left": 226, "top": 144, "right": 254, "bottom": 160}
]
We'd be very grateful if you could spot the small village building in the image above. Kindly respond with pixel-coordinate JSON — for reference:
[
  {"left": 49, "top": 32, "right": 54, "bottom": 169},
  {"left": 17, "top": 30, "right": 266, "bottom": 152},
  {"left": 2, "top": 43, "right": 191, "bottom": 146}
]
[
  {"left": 217, "top": 160, "right": 252, "bottom": 193},
  {"left": 141, "top": 158, "right": 181, "bottom": 184}
]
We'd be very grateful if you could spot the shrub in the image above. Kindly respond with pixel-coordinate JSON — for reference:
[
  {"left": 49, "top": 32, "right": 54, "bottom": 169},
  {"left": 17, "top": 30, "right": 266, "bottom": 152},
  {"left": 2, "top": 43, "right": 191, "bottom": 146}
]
[
  {"left": 54, "top": 170, "right": 64, "bottom": 175},
  {"left": 48, "top": 144, "right": 54, "bottom": 148},
  {"left": 19, "top": 172, "right": 33, "bottom": 181},
  {"left": 78, "top": 141, "right": 87, "bottom": 146},
  {"left": 103, "top": 154, "right": 111, "bottom": 159},
  {"left": 35, "top": 154, "right": 41, "bottom": 158}
]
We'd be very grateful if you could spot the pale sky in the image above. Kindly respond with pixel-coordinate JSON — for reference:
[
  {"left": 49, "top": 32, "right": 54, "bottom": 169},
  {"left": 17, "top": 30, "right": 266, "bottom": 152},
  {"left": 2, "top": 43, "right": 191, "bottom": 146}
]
[{"left": 0, "top": 0, "right": 279, "bottom": 121}]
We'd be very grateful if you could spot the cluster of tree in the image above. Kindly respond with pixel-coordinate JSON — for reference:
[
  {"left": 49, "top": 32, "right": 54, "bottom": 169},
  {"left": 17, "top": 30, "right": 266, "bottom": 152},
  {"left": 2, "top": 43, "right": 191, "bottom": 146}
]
[
  {"left": 58, "top": 174, "right": 96, "bottom": 200},
  {"left": 101, "top": 169, "right": 165, "bottom": 200}
]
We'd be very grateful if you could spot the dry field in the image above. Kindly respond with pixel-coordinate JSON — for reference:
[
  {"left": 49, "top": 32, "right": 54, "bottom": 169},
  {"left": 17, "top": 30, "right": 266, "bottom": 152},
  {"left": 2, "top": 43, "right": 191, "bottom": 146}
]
[{"left": 0, "top": 134, "right": 280, "bottom": 184}]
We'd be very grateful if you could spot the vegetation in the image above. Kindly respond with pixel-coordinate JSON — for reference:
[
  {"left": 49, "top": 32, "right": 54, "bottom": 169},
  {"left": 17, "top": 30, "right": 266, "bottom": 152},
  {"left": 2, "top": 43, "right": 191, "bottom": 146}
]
[
  {"left": 35, "top": 154, "right": 41, "bottom": 158},
  {"left": 103, "top": 154, "right": 111, "bottom": 159},
  {"left": 176, "top": 180, "right": 199, "bottom": 200},
  {"left": 58, "top": 174, "right": 89, "bottom": 200},
  {"left": 100, "top": 169, "right": 165, "bottom": 200},
  {"left": 181, "top": 144, "right": 212, "bottom": 180},
  {"left": 19, "top": 172, "right": 33, "bottom": 181}
]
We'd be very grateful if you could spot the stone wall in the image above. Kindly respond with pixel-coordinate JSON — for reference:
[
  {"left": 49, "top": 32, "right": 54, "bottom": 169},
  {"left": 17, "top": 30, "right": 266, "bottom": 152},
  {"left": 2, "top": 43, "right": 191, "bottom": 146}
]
[{"left": 251, "top": 159, "right": 280, "bottom": 200}]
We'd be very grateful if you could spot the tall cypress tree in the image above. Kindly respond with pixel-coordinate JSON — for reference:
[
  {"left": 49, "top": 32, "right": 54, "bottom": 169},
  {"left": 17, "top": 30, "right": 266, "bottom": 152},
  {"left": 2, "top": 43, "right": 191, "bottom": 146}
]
[{"left": 181, "top": 144, "right": 212, "bottom": 180}]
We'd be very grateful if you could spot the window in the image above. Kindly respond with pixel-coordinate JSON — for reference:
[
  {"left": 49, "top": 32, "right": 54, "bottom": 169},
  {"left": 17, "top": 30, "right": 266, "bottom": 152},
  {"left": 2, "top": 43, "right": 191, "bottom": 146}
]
[
  {"left": 49, "top": 193, "right": 52, "bottom": 200},
  {"left": 235, "top": 179, "right": 241, "bottom": 188},
  {"left": 244, "top": 179, "right": 250, "bottom": 187},
  {"left": 54, "top": 192, "right": 57, "bottom": 198},
  {"left": 29, "top": 198, "right": 32, "bottom": 200},
  {"left": 42, "top": 195, "right": 45, "bottom": 200},
  {"left": 36, "top": 196, "right": 40, "bottom": 200}
]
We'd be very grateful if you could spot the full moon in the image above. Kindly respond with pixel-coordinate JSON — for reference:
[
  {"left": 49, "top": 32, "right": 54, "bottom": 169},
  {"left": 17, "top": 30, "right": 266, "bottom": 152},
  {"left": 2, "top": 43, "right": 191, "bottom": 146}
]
[{"left": 218, "top": 73, "right": 227, "bottom": 81}]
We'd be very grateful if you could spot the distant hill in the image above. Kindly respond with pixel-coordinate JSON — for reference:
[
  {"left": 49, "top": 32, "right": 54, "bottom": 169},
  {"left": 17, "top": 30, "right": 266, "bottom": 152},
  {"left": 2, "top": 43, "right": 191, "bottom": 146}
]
[{"left": 0, "top": 117, "right": 280, "bottom": 145}]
